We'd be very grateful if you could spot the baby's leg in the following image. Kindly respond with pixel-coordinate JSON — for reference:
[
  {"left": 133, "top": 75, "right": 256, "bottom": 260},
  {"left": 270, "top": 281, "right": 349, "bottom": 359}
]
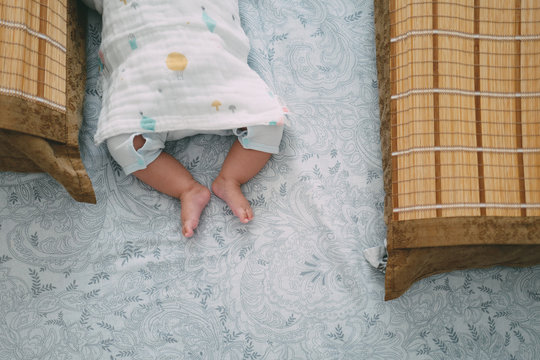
[
  {"left": 130, "top": 135, "right": 210, "bottom": 237},
  {"left": 212, "top": 140, "right": 271, "bottom": 223}
]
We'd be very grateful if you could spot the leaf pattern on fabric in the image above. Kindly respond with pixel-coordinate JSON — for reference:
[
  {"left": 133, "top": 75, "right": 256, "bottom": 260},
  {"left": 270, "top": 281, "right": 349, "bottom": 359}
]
[{"left": 0, "top": 1, "right": 539, "bottom": 359}]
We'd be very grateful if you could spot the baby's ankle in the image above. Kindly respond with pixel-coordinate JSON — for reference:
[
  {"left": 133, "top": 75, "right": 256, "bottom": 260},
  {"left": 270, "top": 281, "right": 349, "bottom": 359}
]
[
  {"left": 179, "top": 181, "right": 209, "bottom": 200},
  {"left": 213, "top": 174, "right": 241, "bottom": 188}
]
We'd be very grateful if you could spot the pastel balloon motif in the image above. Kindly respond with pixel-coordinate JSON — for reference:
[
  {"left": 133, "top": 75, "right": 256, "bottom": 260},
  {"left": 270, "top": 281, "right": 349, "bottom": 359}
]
[
  {"left": 269, "top": 117, "right": 285, "bottom": 126},
  {"left": 128, "top": 33, "right": 137, "bottom": 50},
  {"left": 140, "top": 112, "right": 156, "bottom": 131},
  {"left": 202, "top": 6, "right": 216, "bottom": 33},
  {"left": 166, "top": 52, "right": 188, "bottom": 79}
]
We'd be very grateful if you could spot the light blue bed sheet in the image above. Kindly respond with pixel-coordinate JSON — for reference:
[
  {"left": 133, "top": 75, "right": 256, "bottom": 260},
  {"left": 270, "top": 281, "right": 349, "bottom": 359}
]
[{"left": 1, "top": 1, "right": 539, "bottom": 359}]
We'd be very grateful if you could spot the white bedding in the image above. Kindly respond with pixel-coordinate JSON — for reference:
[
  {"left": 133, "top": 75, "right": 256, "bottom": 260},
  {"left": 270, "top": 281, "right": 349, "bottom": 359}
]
[{"left": 87, "top": 0, "right": 286, "bottom": 144}]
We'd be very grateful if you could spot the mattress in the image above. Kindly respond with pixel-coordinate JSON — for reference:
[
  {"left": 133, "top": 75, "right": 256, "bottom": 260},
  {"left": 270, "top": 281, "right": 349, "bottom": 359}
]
[{"left": 1, "top": 1, "right": 540, "bottom": 358}]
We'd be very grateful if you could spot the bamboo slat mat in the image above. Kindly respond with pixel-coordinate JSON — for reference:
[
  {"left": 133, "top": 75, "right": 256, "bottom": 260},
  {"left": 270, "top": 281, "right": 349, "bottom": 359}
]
[
  {"left": 0, "top": 0, "right": 67, "bottom": 112},
  {"left": 390, "top": 0, "right": 540, "bottom": 221}
]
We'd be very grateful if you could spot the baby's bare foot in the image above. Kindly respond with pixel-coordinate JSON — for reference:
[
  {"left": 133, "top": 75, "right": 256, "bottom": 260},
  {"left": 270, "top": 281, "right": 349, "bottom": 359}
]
[
  {"left": 179, "top": 183, "right": 211, "bottom": 237},
  {"left": 212, "top": 176, "right": 253, "bottom": 224}
]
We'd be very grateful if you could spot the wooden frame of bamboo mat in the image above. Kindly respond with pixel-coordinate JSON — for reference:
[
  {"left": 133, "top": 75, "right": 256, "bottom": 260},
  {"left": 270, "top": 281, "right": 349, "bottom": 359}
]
[{"left": 374, "top": 0, "right": 540, "bottom": 300}]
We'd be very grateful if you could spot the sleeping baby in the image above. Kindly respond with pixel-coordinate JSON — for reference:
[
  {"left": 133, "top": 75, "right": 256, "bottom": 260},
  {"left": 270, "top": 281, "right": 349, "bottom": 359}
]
[{"left": 84, "top": 0, "right": 287, "bottom": 237}]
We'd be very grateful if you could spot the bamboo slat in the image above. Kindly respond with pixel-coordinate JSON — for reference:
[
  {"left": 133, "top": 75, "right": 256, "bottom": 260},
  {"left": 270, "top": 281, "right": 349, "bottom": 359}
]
[
  {"left": 0, "top": 0, "right": 67, "bottom": 111},
  {"left": 390, "top": 0, "right": 540, "bottom": 220}
]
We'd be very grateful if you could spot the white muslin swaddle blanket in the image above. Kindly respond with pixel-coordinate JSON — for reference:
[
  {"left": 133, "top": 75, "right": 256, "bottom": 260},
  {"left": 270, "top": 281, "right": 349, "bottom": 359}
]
[{"left": 85, "top": 0, "right": 287, "bottom": 145}]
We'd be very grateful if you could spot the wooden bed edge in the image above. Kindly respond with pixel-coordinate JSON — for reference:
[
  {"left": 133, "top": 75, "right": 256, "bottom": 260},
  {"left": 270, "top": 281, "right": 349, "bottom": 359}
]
[
  {"left": 372, "top": 0, "right": 393, "bottom": 227},
  {"left": 384, "top": 245, "right": 540, "bottom": 301}
]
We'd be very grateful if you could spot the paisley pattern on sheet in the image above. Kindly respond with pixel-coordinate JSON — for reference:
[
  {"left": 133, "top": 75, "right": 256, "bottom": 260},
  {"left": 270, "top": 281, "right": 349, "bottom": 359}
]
[{"left": 0, "top": 1, "right": 539, "bottom": 359}]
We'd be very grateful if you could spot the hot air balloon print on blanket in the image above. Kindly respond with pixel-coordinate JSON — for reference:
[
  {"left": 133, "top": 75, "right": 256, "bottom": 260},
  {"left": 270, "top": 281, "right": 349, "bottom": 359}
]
[
  {"left": 166, "top": 52, "right": 188, "bottom": 80},
  {"left": 202, "top": 6, "right": 216, "bottom": 33},
  {"left": 128, "top": 33, "right": 138, "bottom": 50}
]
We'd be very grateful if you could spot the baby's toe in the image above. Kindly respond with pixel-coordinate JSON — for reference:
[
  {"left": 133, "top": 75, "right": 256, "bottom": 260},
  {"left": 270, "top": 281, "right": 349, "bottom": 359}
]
[
  {"left": 245, "top": 207, "right": 254, "bottom": 222},
  {"left": 182, "top": 223, "right": 195, "bottom": 238},
  {"left": 238, "top": 207, "right": 253, "bottom": 224}
]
